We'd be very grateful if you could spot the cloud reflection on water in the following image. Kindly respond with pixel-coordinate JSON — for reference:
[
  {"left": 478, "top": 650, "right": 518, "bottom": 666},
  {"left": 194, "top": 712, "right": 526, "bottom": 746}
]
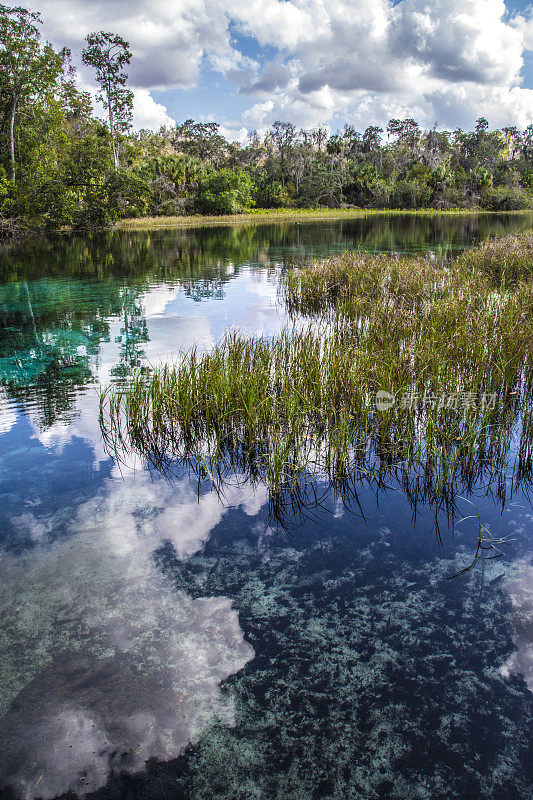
[
  {"left": 0, "top": 472, "right": 265, "bottom": 799},
  {"left": 502, "top": 552, "right": 533, "bottom": 694}
]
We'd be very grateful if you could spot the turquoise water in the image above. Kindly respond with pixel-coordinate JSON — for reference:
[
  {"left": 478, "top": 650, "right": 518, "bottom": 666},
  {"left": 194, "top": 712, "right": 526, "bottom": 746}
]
[{"left": 0, "top": 214, "right": 532, "bottom": 800}]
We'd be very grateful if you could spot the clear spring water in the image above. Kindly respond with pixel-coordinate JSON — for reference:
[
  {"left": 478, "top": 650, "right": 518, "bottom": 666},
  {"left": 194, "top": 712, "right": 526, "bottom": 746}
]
[{"left": 1, "top": 213, "right": 533, "bottom": 800}]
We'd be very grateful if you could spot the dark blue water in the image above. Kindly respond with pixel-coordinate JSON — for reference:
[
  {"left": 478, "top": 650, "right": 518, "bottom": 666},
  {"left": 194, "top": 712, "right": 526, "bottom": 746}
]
[{"left": 0, "top": 215, "right": 532, "bottom": 800}]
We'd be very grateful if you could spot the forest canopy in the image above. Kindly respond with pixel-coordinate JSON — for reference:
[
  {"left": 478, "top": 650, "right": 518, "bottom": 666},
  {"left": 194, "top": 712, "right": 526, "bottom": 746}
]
[{"left": 0, "top": 3, "right": 532, "bottom": 233}]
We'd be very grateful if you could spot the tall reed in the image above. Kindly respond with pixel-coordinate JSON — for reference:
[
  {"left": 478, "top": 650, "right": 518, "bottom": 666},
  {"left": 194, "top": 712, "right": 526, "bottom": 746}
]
[{"left": 100, "top": 232, "right": 533, "bottom": 523}]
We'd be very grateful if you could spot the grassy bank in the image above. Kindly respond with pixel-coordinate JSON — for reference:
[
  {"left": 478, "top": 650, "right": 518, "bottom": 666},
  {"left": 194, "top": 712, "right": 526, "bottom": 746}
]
[
  {"left": 100, "top": 232, "right": 533, "bottom": 524},
  {"left": 117, "top": 207, "right": 533, "bottom": 232}
]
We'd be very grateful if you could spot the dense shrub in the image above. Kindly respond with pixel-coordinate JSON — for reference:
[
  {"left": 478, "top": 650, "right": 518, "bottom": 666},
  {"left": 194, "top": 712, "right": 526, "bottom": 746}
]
[
  {"left": 194, "top": 169, "right": 254, "bottom": 214},
  {"left": 483, "top": 186, "right": 533, "bottom": 211}
]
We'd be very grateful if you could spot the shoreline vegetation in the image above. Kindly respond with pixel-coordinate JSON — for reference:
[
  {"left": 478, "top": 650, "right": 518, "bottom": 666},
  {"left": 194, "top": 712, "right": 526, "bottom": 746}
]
[
  {"left": 2, "top": 7, "right": 533, "bottom": 237},
  {"left": 3, "top": 207, "right": 533, "bottom": 242},
  {"left": 100, "top": 231, "right": 533, "bottom": 533},
  {"left": 117, "top": 207, "right": 533, "bottom": 232}
]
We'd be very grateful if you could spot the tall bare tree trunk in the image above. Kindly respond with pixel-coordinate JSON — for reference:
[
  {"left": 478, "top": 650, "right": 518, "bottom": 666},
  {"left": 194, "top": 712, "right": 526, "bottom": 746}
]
[
  {"left": 9, "top": 94, "right": 17, "bottom": 182},
  {"left": 108, "top": 96, "right": 119, "bottom": 170},
  {"left": 112, "top": 139, "right": 119, "bottom": 170}
]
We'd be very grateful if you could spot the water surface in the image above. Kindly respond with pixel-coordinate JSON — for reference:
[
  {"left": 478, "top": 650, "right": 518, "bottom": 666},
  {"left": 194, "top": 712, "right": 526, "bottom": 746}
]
[{"left": 1, "top": 213, "right": 533, "bottom": 800}]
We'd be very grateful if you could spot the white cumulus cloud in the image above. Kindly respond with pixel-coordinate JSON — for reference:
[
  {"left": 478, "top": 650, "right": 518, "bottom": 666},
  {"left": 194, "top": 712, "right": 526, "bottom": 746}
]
[
  {"left": 29, "top": 0, "right": 533, "bottom": 132},
  {"left": 512, "top": 5, "right": 533, "bottom": 51},
  {"left": 132, "top": 88, "right": 176, "bottom": 130}
]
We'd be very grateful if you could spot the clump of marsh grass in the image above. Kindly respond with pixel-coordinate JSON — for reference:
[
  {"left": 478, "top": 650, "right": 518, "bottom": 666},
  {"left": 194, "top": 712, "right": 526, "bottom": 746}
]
[
  {"left": 100, "top": 232, "right": 533, "bottom": 526},
  {"left": 460, "top": 231, "right": 533, "bottom": 288},
  {"left": 284, "top": 231, "right": 533, "bottom": 313}
]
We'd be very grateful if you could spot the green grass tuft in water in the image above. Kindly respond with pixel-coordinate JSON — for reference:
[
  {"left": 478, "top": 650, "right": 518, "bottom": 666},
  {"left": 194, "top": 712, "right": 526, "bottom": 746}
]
[{"left": 100, "top": 232, "right": 533, "bottom": 521}]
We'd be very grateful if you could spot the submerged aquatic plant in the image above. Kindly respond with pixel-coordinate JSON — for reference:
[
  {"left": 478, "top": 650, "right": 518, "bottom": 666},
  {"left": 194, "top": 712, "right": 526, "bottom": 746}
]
[{"left": 100, "top": 232, "right": 533, "bottom": 526}]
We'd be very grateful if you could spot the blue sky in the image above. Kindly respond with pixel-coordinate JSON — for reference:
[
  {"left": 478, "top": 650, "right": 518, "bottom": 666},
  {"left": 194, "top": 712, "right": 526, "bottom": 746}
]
[
  {"left": 507, "top": 0, "right": 533, "bottom": 83},
  {"left": 32, "top": 0, "right": 533, "bottom": 137}
]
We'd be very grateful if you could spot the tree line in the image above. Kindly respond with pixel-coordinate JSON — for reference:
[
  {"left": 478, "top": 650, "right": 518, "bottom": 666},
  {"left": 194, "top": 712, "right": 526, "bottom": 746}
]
[{"left": 0, "top": 3, "right": 532, "bottom": 233}]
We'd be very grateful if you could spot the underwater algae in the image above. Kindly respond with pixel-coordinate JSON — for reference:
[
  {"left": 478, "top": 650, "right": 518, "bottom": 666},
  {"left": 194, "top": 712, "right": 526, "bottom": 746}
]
[{"left": 88, "top": 504, "right": 533, "bottom": 800}]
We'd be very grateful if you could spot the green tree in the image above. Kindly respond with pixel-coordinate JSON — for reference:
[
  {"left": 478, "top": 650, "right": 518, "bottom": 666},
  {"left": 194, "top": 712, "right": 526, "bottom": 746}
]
[
  {"left": 82, "top": 31, "right": 133, "bottom": 169},
  {"left": 173, "top": 120, "right": 227, "bottom": 166},
  {"left": 195, "top": 169, "right": 254, "bottom": 214},
  {"left": 0, "top": 4, "right": 67, "bottom": 182},
  {"left": 326, "top": 135, "right": 344, "bottom": 173}
]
